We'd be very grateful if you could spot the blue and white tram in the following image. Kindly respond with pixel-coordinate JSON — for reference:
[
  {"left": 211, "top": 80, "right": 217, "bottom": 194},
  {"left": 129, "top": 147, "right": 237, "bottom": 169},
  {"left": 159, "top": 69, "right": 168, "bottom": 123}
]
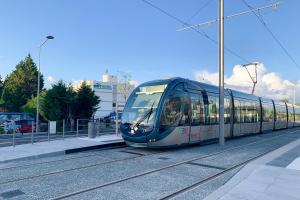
[{"left": 120, "top": 78, "right": 300, "bottom": 147}]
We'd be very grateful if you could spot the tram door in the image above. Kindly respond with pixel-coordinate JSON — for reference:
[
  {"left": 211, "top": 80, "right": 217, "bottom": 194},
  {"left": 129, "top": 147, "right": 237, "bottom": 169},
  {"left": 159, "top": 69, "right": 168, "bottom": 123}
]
[{"left": 189, "top": 93, "right": 202, "bottom": 143}]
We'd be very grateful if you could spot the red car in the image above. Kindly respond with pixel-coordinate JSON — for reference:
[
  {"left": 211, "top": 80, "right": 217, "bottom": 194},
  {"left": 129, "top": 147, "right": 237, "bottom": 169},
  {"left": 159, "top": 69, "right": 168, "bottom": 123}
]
[{"left": 16, "top": 120, "right": 34, "bottom": 134}]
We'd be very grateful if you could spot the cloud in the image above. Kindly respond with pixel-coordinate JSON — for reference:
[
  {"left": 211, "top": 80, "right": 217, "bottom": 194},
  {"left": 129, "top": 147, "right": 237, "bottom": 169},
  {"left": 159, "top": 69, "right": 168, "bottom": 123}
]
[
  {"left": 194, "top": 63, "right": 299, "bottom": 103},
  {"left": 45, "top": 75, "right": 57, "bottom": 89},
  {"left": 47, "top": 75, "right": 55, "bottom": 83}
]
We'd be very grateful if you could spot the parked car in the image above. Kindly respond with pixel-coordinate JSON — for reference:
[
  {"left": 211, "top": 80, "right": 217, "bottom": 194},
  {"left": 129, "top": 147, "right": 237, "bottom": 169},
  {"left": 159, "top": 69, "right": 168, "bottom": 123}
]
[{"left": 15, "top": 120, "right": 34, "bottom": 134}]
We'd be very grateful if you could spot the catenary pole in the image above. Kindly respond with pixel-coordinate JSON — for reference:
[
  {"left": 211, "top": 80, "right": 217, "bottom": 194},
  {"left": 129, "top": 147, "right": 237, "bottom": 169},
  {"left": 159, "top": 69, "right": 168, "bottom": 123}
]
[{"left": 219, "top": 0, "right": 225, "bottom": 145}]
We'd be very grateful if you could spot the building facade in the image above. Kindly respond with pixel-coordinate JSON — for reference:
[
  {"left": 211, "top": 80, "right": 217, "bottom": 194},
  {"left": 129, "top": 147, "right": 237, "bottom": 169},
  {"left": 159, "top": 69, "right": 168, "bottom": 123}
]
[{"left": 73, "top": 71, "right": 134, "bottom": 118}]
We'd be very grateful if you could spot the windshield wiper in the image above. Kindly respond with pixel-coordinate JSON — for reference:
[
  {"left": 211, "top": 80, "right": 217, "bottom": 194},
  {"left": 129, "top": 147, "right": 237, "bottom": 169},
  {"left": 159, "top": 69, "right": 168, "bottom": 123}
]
[{"left": 131, "top": 101, "right": 156, "bottom": 131}]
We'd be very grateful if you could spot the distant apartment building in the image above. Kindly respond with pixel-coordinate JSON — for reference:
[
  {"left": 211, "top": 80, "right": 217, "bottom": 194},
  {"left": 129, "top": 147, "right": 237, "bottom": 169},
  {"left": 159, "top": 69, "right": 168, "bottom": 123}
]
[{"left": 72, "top": 70, "right": 135, "bottom": 118}]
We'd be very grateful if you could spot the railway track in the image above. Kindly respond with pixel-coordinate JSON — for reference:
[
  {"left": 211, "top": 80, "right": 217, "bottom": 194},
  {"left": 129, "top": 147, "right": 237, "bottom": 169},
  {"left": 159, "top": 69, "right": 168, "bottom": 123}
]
[
  {"left": 0, "top": 145, "right": 167, "bottom": 185},
  {"left": 49, "top": 129, "right": 300, "bottom": 200}
]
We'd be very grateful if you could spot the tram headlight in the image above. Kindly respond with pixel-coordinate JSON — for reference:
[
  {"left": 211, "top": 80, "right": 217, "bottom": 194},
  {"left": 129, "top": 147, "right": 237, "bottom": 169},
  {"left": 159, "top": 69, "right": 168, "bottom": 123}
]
[{"left": 130, "top": 129, "right": 135, "bottom": 134}]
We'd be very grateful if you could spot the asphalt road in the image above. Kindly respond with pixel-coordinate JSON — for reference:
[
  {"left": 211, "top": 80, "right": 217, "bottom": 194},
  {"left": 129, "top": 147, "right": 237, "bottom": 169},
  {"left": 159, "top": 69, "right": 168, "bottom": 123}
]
[{"left": 0, "top": 128, "right": 299, "bottom": 200}]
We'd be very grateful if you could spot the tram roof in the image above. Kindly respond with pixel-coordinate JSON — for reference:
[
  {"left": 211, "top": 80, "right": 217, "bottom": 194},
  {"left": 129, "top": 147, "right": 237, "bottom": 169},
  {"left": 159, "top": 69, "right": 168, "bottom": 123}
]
[
  {"left": 229, "top": 89, "right": 259, "bottom": 101},
  {"left": 138, "top": 78, "right": 281, "bottom": 103}
]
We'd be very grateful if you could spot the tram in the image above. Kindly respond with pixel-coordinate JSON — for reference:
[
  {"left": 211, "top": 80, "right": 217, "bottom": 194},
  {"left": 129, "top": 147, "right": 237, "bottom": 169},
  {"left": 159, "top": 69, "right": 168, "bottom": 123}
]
[{"left": 120, "top": 78, "right": 300, "bottom": 147}]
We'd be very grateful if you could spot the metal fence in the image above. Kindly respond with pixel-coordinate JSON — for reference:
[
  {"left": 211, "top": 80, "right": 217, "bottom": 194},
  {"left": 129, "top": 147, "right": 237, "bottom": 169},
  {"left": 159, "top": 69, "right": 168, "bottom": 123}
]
[{"left": 0, "top": 119, "right": 118, "bottom": 148}]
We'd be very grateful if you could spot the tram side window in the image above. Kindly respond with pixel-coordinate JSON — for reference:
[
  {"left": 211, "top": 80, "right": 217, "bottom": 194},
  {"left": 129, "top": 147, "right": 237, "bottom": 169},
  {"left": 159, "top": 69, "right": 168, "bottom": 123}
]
[
  {"left": 224, "top": 98, "right": 231, "bottom": 124},
  {"left": 295, "top": 109, "right": 300, "bottom": 122},
  {"left": 276, "top": 105, "right": 287, "bottom": 121},
  {"left": 276, "top": 106, "right": 281, "bottom": 121},
  {"left": 190, "top": 93, "right": 204, "bottom": 126},
  {"left": 234, "top": 99, "right": 241, "bottom": 123},
  {"left": 263, "top": 103, "right": 274, "bottom": 122},
  {"left": 240, "top": 101, "right": 246, "bottom": 123},
  {"left": 178, "top": 93, "right": 191, "bottom": 126},
  {"left": 276, "top": 106, "right": 282, "bottom": 121},
  {"left": 205, "top": 95, "right": 219, "bottom": 124},
  {"left": 256, "top": 103, "right": 260, "bottom": 122},
  {"left": 159, "top": 85, "right": 183, "bottom": 132},
  {"left": 288, "top": 107, "right": 294, "bottom": 122},
  {"left": 241, "top": 100, "right": 257, "bottom": 123}
]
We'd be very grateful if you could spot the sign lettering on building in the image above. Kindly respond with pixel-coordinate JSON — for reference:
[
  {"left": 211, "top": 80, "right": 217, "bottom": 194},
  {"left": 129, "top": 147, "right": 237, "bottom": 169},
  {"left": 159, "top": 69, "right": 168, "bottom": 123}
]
[{"left": 94, "top": 82, "right": 112, "bottom": 90}]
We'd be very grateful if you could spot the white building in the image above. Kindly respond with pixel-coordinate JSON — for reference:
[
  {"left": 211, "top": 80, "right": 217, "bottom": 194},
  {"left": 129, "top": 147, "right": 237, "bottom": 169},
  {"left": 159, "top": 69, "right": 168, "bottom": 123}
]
[{"left": 73, "top": 71, "right": 135, "bottom": 118}]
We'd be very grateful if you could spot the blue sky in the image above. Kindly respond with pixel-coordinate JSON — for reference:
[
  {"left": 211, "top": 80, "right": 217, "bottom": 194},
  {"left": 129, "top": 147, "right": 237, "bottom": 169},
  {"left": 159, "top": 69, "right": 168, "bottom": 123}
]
[{"left": 0, "top": 0, "right": 299, "bottom": 88}]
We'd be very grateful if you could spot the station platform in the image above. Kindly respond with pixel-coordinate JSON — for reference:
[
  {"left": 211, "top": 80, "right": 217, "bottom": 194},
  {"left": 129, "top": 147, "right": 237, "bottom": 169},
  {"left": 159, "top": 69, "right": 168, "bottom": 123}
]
[
  {"left": 0, "top": 134, "right": 124, "bottom": 163},
  {"left": 204, "top": 137, "right": 300, "bottom": 200}
]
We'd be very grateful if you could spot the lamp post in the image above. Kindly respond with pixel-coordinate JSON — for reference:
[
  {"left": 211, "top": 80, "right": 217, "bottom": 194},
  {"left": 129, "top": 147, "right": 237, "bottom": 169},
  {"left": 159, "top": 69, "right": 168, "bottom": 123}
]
[{"left": 36, "top": 35, "right": 54, "bottom": 135}]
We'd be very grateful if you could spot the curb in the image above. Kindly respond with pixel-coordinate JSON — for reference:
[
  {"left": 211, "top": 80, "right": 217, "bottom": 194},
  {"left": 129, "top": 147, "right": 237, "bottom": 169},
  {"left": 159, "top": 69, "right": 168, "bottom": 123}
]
[
  {"left": 65, "top": 141, "right": 126, "bottom": 154},
  {"left": 0, "top": 140, "right": 126, "bottom": 164}
]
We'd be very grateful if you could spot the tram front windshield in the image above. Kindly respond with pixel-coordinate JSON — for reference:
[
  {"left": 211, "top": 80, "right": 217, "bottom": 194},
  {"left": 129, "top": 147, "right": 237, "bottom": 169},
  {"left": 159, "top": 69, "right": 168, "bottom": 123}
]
[{"left": 122, "top": 84, "right": 167, "bottom": 128}]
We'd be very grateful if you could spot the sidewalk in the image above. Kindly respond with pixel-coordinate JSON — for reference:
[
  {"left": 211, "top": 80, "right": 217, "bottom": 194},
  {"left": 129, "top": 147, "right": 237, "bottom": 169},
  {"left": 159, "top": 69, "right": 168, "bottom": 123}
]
[
  {"left": 204, "top": 137, "right": 300, "bottom": 200},
  {"left": 0, "top": 134, "right": 124, "bottom": 163}
]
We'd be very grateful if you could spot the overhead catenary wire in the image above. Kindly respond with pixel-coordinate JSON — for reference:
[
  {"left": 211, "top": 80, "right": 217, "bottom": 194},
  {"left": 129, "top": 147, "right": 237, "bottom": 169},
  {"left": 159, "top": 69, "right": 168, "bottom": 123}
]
[
  {"left": 185, "top": 0, "right": 215, "bottom": 23},
  {"left": 141, "top": 0, "right": 250, "bottom": 63},
  {"left": 177, "top": 2, "right": 280, "bottom": 32},
  {"left": 241, "top": 0, "right": 300, "bottom": 70}
]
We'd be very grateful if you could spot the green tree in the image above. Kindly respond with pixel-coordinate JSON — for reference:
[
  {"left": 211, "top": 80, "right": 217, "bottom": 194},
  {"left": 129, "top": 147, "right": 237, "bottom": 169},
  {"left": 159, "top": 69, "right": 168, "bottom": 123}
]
[
  {"left": 20, "top": 91, "right": 46, "bottom": 116},
  {"left": 21, "top": 96, "right": 37, "bottom": 116},
  {"left": 74, "top": 81, "right": 100, "bottom": 119},
  {"left": 2, "top": 54, "right": 43, "bottom": 111},
  {"left": 41, "top": 81, "right": 75, "bottom": 121}
]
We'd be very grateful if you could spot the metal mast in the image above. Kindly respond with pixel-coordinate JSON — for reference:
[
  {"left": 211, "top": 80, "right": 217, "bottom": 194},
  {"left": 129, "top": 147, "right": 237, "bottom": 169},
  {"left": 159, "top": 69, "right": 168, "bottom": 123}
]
[{"left": 219, "top": 0, "right": 225, "bottom": 145}]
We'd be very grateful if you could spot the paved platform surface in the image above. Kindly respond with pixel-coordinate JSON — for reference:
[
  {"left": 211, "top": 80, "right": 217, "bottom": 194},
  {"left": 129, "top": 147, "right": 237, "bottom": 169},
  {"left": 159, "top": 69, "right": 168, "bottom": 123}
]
[
  {"left": 0, "top": 134, "right": 123, "bottom": 163},
  {"left": 204, "top": 134, "right": 300, "bottom": 200}
]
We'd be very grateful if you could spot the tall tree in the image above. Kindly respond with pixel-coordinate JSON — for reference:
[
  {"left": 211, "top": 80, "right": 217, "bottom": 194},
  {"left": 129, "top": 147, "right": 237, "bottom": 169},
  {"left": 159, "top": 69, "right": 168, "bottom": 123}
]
[
  {"left": 2, "top": 54, "right": 43, "bottom": 111},
  {"left": 41, "top": 81, "right": 75, "bottom": 121},
  {"left": 74, "top": 81, "right": 100, "bottom": 119}
]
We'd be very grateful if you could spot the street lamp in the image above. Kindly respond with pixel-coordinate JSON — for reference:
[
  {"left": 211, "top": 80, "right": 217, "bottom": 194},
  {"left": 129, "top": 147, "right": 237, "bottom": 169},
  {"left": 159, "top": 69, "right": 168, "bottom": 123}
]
[{"left": 36, "top": 35, "right": 54, "bottom": 135}]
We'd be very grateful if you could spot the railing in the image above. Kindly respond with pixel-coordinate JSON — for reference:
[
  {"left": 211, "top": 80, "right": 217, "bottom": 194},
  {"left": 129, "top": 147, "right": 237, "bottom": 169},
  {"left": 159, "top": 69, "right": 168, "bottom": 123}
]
[{"left": 0, "top": 119, "right": 119, "bottom": 148}]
